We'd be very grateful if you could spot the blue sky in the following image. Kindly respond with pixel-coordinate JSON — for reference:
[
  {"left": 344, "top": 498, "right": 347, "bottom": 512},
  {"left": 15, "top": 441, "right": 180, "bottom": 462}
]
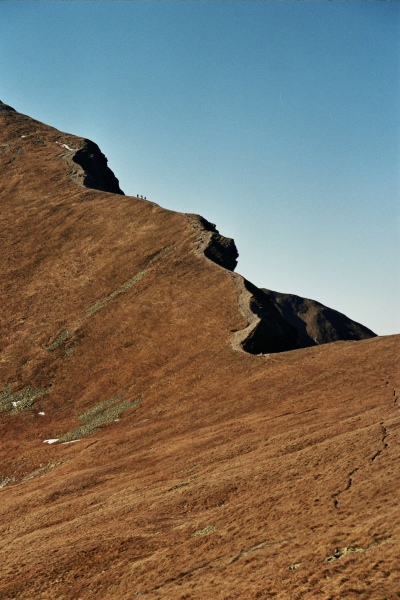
[{"left": 1, "top": 1, "right": 399, "bottom": 335}]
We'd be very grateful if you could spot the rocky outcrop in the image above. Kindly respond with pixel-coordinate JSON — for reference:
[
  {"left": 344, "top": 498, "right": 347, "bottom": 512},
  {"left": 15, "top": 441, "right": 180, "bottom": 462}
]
[
  {"left": 186, "top": 214, "right": 239, "bottom": 271},
  {"left": 231, "top": 277, "right": 300, "bottom": 354},
  {"left": 0, "top": 100, "right": 123, "bottom": 195},
  {"left": 185, "top": 214, "right": 376, "bottom": 354},
  {"left": 71, "top": 139, "right": 124, "bottom": 195},
  {"left": 0, "top": 101, "right": 16, "bottom": 114},
  {"left": 230, "top": 282, "right": 376, "bottom": 355},
  {"left": 261, "top": 288, "right": 376, "bottom": 347}
]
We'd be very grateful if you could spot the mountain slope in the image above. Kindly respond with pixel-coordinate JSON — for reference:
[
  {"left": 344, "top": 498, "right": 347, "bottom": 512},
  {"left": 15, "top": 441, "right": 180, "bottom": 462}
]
[{"left": 0, "top": 102, "right": 398, "bottom": 600}]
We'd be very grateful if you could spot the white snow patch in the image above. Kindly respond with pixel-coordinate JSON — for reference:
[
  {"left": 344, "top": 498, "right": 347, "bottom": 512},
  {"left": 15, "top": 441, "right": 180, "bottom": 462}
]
[
  {"left": 12, "top": 401, "right": 21, "bottom": 407},
  {"left": 43, "top": 439, "right": 59, "bottom": 444},
  {"left": 56, "top": 142, "right": 75, "bottom": 151},
  {"left": 61, "top": 439, "right": 81, "bottom": 445},
  {"left": 38, "top": 412, "right": 45, "bottom": 416},
  {"left": 21, "top": 135, "right": 26, "bottom": 138}
]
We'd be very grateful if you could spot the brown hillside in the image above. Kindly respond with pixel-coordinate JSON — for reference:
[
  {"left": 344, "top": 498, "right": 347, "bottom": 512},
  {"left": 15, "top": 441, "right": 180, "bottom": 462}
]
[{"left": 0, "top": 102, "right": 399, "bottom": 600}]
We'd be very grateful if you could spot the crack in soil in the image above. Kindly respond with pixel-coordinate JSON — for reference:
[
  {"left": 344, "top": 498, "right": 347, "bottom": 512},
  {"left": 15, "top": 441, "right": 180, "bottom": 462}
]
[
  {"left": 370, "top": 421, "right": 389, "bottom": 463},
  {"left": 151, "top": 537, "right": 293, "bottom": 592},
  {"left": 332, "top": 468, "right": 359, "bottom": 509},
  {"left": 386, "top": 380, "right": 399, "bottom": 410},
  {"left": 229, "top": 540, "right": 268, "bottom": 564},
  {"left": 153, "top": 562, "right": 210, "bottom": 590},
  {"left": 229, "top": 538, "right": 291, "bottom": 564},
  {"left": 330, "top": 377, "right": 399, "bottom": 508}
]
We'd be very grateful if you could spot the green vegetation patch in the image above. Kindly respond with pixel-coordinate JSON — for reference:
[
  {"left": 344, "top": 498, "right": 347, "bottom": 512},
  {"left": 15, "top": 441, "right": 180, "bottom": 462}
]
[
  {"left": 146, "top": 245, "right": 176, "bottom": 267},
  {"left": 47, "top": 328, "right": 71, "bottom": 352},
  {"left": 22, "top": 461, "right": 63, "bottom": 483},
  {"left": 83, "top": 269, "right": 151, "bottom": 317},
  {"left": 56, "top": 395, "right": 141, "bottom": 442},
  {"left": 191, "top": 525, "right": 218, "bottom": 537},
  {"left": 46, "top": 270, "right": 151, "bottom": 359},
  {"left": 0, "top": 476, "right": 17, "bottom": 489},
  {"left": 84, "top": 299, "right": 105, "bottom": 317},
  {"left": 0, "top": 386, "right": 50, "bottom": 414}
]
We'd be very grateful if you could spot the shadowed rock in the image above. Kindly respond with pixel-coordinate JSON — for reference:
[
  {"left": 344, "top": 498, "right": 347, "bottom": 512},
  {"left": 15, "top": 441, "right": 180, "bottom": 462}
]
[
  {"left": 186, "top": 214, "right": 239, "bottom": 271},
  {"left": 261, "top": 288, "right": 376, "bottom": 347},
  {"left": 72, "top": 139, "right": 124, "bottom": 195},
  {"left": 0, "top": 100, "right": 16, "bottom": 113}
]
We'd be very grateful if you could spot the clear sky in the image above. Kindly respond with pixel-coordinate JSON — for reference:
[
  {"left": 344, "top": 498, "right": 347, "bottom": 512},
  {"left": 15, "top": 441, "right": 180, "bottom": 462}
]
[{"left": 1, "top": 1, "right": 399, "bottom": 335}]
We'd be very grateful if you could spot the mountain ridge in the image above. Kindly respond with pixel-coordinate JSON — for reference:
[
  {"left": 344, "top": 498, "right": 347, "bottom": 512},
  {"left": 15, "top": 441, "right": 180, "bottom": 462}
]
[
  {"left": 0, "top": 99, "right": 377, "bottom": 352},
  {"left": 0, "top": 101, "right": 398, "bottom": 600}
]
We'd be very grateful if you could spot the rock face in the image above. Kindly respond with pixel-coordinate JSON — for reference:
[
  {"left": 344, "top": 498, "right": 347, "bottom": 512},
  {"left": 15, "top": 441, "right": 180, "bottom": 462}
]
[
  {"left": 227, "top": 279, "right": 376, "bottom": 356},
  {"left": 242, "top": 287, "right": 377, "bottom": 354},
  {"left": 71, "top": 139, "right": 125, "bottom": 194},
  {"left": 186, "top": 213, "right": 239, "bottom": 271},
  {"left": 0, "top": 102, "right": 399, "bottom": 600},
  {"left": 261, "top": 289, "right": 376, "bottom": 348}
]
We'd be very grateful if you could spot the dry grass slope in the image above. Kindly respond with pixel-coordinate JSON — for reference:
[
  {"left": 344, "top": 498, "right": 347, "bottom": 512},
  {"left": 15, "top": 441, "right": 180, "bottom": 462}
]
[{"left": 0, "top": 102, "right": 398, "bottom": 600}]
